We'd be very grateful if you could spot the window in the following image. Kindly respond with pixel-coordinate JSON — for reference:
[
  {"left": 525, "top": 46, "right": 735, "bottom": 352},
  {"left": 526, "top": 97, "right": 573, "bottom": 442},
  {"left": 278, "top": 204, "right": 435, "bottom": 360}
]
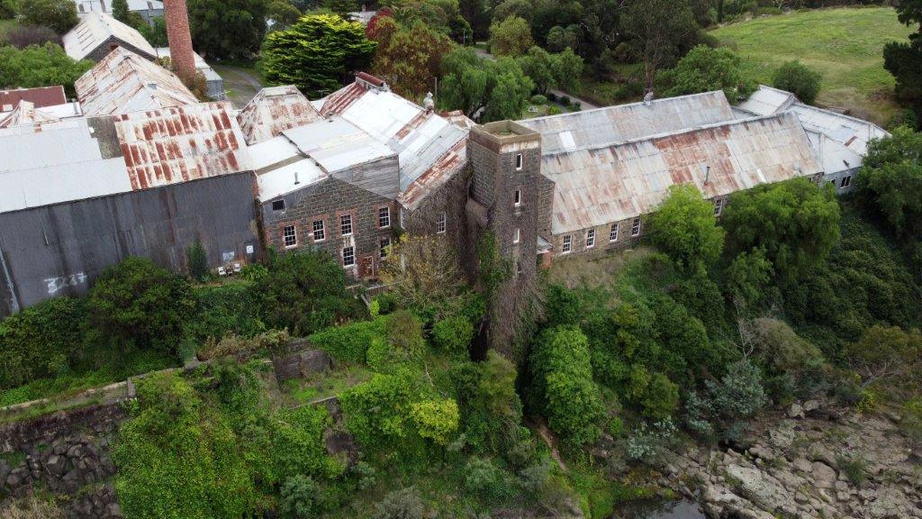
[
  {"left": 380, "top": 237, "right": 391, "bottom": 258},
  {"left": 631, "top": 217, "right": 641, "bottom": 237},
  {"left": 378, "top": 207, "right": 391, "bottom": 228},
  {"left": 586, "top": 229, "right": 595, "bottom": 248},
  {"left": 515, "top": 153, "right": 523, "bottom": 170},
  {"left": 841, "top": 176, "right": 852, "bottom": 188},
  {"left": 609, "top": 223, "right": 619, "bottom": 242},
  {"left": 283, "top": 225, "right": 297, "bottom": 248},
  {"left": 272, "top": 200, "right": 285, "bottom": 211},
  {"left": 312, "top": 220, "right": 325, "bottom": 242},
  {"left": 713, "top": 198, "right": 724, "bottom": 216},
  {"left": 514, "top": 189, "right": 521, "bottom": 207},
  {"left": 562, "top": 235, "right": 572, "bottom": 254},
  {"left": 436, "top": 212, "right": 447, "bottom": 234},
  {"left": 513, "top": 228, "right": 520, "bottom": 244},
  {"left": 342, "top": 246, "right": 355, "bottom": 267},
  {"left": 340, "top": 214, "right": 353, "bottom": 236}
]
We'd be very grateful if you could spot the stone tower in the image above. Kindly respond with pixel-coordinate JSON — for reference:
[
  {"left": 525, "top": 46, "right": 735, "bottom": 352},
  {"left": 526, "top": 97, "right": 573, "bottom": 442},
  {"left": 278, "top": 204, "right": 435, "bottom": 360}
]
[{"left": 163, "top": 0, "right": 196, "bottom": 80}]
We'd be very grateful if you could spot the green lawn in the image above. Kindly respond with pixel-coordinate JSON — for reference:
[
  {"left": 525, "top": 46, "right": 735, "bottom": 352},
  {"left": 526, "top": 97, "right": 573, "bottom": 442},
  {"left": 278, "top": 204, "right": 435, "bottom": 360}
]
[{"left": 711, "top": 7, "right": 914, "bottom": 125}]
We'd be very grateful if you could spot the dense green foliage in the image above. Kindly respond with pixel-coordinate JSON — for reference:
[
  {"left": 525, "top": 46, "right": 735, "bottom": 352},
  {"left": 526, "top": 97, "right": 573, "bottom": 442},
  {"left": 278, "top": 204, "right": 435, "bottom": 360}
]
[
  {"left": 515, "top": 46, "right": 583, "bottom": 94},
  {"left": 856, "top": 127, "right": 922, "bottom": 239},
  {"left": 649, "top": 184, "right": 725, "bottom": 273},
  {"left": 310, "top": 316, "right": 387, "bottom": 364},
  {"left": 0, "top": 297, "right": 85, "bottom": 388},
  {"left": 18, "top": 0, "right": 77, "bottom": 33},
  {"left": 884, "top": 0, "right": 922, "bottom": 125},
  {"left": 260, "top": 13, "right": 377, "bottom": 98},
  {"left": 658, "top": 45, "right": 756, "bottom": 102},
  {"left": 187, "top": 0, "right": 268, "bottom": 59},
  {"left": 489, "top": 15, "right": 532, "bottom": 56},
  {"left": 772, "top": 60, "right": 822, "bottom": 104},
  {"left": 438, "top": 46, "right": 534, "bottom": 121},
  {"left": 253, "top": 250, "right": 365, "bottom": 336},
  {"left": 0, "top": 43, "right": 93, "bottom": 97},
  {"left": 369, "top": 17, "right": 453, "bottom": 98}
]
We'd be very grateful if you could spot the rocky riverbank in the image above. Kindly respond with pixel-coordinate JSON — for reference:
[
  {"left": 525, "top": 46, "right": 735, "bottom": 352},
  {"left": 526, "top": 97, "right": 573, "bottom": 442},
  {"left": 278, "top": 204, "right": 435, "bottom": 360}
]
[{"left": 659, "top": 401, "right": 922, "bottom": 518}]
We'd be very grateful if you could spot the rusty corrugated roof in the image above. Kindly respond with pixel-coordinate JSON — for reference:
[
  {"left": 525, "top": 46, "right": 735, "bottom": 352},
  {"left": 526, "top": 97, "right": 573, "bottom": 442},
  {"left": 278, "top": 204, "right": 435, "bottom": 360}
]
[
  {"left": 318, "top": 81, "right": 369, "bottom": 117},
  {"left": 113, "top": 101, "right": 251, "bottom": 190},
  {"left": 0, "top": 101, "right": 61, "bottom": 129},
  {"left": 518, "top": 91, "right": 735, "bottom": 155},
  {"left": 545, "top": 113, "right": 823, "bottom": 234},
  {"left": 76, "top": 47, "right": 198, "bottom": 116},
  {"left": 398, "top": 138, "right": 467, "bottom": 210},
  {"left": 236, "top": 85, "right": 322, "bottom": 145}
]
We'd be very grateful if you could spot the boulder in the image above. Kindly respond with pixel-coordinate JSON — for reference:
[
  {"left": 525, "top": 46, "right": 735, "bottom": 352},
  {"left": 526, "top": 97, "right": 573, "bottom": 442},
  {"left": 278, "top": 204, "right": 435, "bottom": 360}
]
[
  {"left": 812, "top": 461, "right": 837, "bottom": 489},
  {"left": 726, "top": 464, "right": 797, "bottom": 516}
]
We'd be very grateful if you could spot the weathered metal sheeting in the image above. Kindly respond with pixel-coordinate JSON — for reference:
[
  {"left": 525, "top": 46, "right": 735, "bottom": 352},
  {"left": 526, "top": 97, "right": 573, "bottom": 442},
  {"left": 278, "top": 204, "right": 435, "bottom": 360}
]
[
  {"left": 63, "top": 12, "right": 157, "bottom": 61},
  {"left": 76, "top": 47, "right": 198, "bottom": 116},
  {"left": 283, "top": 117, "right": 394, "bottom": 174},
  {"left": 737, "top": 85, "right": 798, "bottom": 116},
  {"left": 318, "top": 81, "right": 367, "bottom": 117},
  {"left": 257, "top": 158, "right": 328, "bottom": 200},
  {"left": 0, "top": 118, "right": 131, "bottom": 213},
  {"left": 248, "top": 134, "right": 302, "bottom": 173},
  {"left": 398, "top": 138, "right": 467, "bottom": 210},
  {"left": 113, "top": 101, "right": 251, "bottom": 190},
  {"left": 0, "top": 173, "right": 259, "bottom": 317},
  {"left": 0, "top": 101, "right": 60, "bottom": 129},
  {"left": 518, "top": 91, "right": 736, "bottom": 155},
  {"left": 237, "top": 86, "right": 322, "bottom": 145},
  {"left": 806, "top": 130, "right": 863, "bottom": 176},
  {"left": 545, "top": 113, "right": 822, "bottom": 235},
  {"left": 788, "top": 103, "right": 888, "bottom": 157}
]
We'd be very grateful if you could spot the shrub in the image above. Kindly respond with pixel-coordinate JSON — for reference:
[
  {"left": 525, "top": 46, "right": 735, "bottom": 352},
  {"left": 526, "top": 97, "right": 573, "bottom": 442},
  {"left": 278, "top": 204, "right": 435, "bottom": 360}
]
[
  {"left": 0, "top": 296, "right": 85, "bottom": 389},
  {"left": 2, "top": 24, "right": 60, "bottom": 48},
  {"left": 186, "top": 240, "right": 208, "bottom": 281},
  {"left": 309, "top": 317, "right": 386, "bottom": 364},
  {"left": 0, "top": 43, "right": 93, "bottom": 98},
  {"left": 559, "top": 95, "right": 571, "bottom": 106},
  {"left": 836, "top": 453, "right": 867, "bottom": 486},
  {"left": 372, "top": 487, "right": 424, "bottom": 519},
  {"left": 410, "top": 399, "right": 460, "bottom": 446},
  {"left": 432, "top": 316, "right": 474, "bottom": 357},
  {"left": 464, "top": 457, "right": 516, "bottom": 503},
  {"left": 186, "top": 282, "right": 265, "bottom": 343},
  {"left": 530, "top": 94, "right": 547, "bottom": 105},
  {"left": 196, "top": 329, "right": 290, "bottom": 361},
  {"left": 86, "top": 257, "right": 194, "bottom": 358},
  {"left": 340, "top": 372, "right": 417, "bottom": 447},
  {"left": 385, "top": 310, "right": 425, "bottom": 361},
  {"left": 19, "top": 0, "right": 78, "bottom": 33},
  {"left": 625, "top": 418, "right": 677, "bottom": 463},
  {"left": 772, "top": 60, "right": 821, "bottom": 105},
  {"left": 684, "top": 359, "right": 767, "bottom": 441},
  {"left": 279, "top": 475, "right": 320, "bottom": 518}
]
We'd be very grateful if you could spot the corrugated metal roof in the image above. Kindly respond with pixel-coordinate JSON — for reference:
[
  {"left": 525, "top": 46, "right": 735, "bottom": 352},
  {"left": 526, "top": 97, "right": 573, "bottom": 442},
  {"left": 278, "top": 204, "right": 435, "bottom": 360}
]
[
  {"left": 63, "top": 12, "right": 157, "bottom": 61},
  {"left": 249, "top": 134, "right": 302, "bottom": 173},
  {"left": 76, "top": 47, "right": 198, "bottom": 116},
  {"left": 257, "top": 158, "right": 328, "bottom": 200},
  {"left": 737, "top": 85, "right": 798, "bottom": 116},
  {"left": 74, "top": 0, "right": 163, "bottom": 16},
  {"left": 0, "top": 101, "right": 61, "bottom": 128},
  {"left": 398, "top": 137, "right": 467, "bottom": 210},
  {"left": 237, "top": 86, "right": 322, "bottom": 145},
  {"left": 788, "top": 103, "right": 888, "bottom": 158},
  {"left": 283, "top": 117, "right": 395, "bottom": 173},
  {"left": 518, "top": 91, "right": 736, "bottom": 155},
  {"left": 0, "top": 86, "right": 66, "bottom": 111},
  {"left": 544, "top": 113, "right": 823, "bottom": 234},
  {"left": 113, "top": 101, "right": 250, "bottom": 190}
]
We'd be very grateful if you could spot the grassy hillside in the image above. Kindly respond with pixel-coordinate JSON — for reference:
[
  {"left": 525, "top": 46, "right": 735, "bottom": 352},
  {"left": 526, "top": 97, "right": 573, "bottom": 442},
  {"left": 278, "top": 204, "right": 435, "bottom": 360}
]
[{"left": 711, "top": 7, "right": 914, "bottom": 125}]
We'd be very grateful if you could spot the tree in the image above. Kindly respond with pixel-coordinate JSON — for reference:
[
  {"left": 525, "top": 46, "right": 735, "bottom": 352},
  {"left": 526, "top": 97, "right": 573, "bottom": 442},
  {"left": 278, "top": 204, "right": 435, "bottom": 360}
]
[
  {"left": 516, "top": 46, "right": 583, "bottom": 94},
  {"left": 546, "top": 24, "right": 580, "bottom": 53},
  {"left": 86, "top": 257, "right": 194, "bottom": 356},
  {"left": 658, "top": 45, "right": 756, "bottom": 103},
  {"left": 19, "top": 0, "right": 77, "bottom": 33},
  {"left": 484, "top": 58, "right": 534, "bottom": 120},
  {"left": 478, "top": 350, "right": 518, "bottom": 417},
  {"left": 411, "top": 399, "right": 460, "bottom": 446},
  {"left": 488, "top": 15, "right": 532, "bottom": 57},
  {"left": 855, "top": 127, "right": 922, "bottom": 239},
  {"left": 551, "top": 47, "right": 583, "bottom": 93},
  {"left": 724, "top": 247, "right": 773, "bottom": 307},
  {"left": 621, "top": 0, "right": 701, "bottom": 89},
  {"left": 884, "top": 0, "right": 922, "bottom": 122},
  {"left": 772, "top": 60, "right": 821, "bottom": 105},
  {"left": 370, "top": 19, "right": 453, "bottom": 99},
  {"left": 321, "top": 0, "right": 356, "bottom": 16},
  {"left": 847, "top": 325, "right": 922, "bottom": 389},
  {"left": 722, "top": 178, "right": 841, "bottom": 284},
  {"left": 112, "top": 0, "right": 145, "bottom": 29},
  {"left": 372, "top": 487, "right": 425, "bottom": 519},
  {"left": 261, "top": 13, "right": 377, "bottom": 98},
  {"left": 267, "top": 0, "right": 302, "bottom": 31},
  {"left": 439, "top": 47, "right": 533, "bottom": 121},
  {"left": 253, "top": 250, "right": 365, "bottom": 336},
  {"left": 649, "top": 184, "right": 725, "bottom": 272},
  {"left": 188, "top": 0, "right": 269, "bottom": 60},
  {"left": 138, "top": 16, "right": 168, "bottom": 47}
]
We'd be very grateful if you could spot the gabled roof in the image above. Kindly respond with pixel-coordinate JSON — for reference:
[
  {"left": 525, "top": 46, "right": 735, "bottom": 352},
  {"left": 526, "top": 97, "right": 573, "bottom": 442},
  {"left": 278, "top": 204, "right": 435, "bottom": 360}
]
[
  {"left": 736, "top": 85, "right": 798, "bottom": 116},
  {"left": 237, "top": 86, "right": 322, "bottom": 145},
  {"left": 63, "top": 12, "right": 157, "bottom": 62},
  {"left": 74, "top": 0, "right": 164, "bottom": 16},
  {"left": 0, "top": 101, "right": 61, "bottom": 129},
  {"left": 0, "top": 86, "right": 67, "bottom": 111},
  {"left": 543, "top": 113, "right": 823, "bottom": 234},
  {"left": 76, "top": 47, "right": 198, "bottom": 116},
  {"left": 0, "top": 102, "right": 250, "bottom": 213},
  {"left": 518, "top": 91, "right": 736, "bottom": 155}
]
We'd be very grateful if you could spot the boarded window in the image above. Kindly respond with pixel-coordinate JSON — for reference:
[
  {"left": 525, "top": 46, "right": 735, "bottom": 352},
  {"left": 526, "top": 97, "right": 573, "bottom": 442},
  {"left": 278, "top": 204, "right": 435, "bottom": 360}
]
[
  {"left": 514, "top": 189, "right": 521, "bottom": 206},
  {"left": 713, "top": 198, "right": 723, "bottom": 216},
  {"left": 841, "top": 176, "right": 852, "bottom": 188}
]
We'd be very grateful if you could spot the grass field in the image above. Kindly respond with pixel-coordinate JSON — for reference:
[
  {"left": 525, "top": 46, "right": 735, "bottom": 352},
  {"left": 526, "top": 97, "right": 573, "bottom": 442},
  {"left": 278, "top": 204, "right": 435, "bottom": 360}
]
[{"left": 711, "top": 7, "right": 914, "bottom": 125}]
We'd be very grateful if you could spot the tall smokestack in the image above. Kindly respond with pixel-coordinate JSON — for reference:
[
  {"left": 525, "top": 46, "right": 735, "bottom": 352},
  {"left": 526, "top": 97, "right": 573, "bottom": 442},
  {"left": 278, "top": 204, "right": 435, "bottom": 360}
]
[{"left": 163, "top": 0, "right": 196, "bottom": 81}]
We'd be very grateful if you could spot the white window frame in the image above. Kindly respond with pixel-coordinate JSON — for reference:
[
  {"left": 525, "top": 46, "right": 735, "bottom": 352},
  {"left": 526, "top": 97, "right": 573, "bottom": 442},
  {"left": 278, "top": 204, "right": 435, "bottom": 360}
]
[
  {"left": 342, "top": 246, "right": 355, "bottom": 267},
  {"left": 714, "top": 198, "right": 723, "bottom": 216},
  {"left": 283, "top": 225, "right": 297, "bottom": 248},
  {"left": 515, "top": 153, "right": 523, "bottom": 170},
  {"left": 514, "top": 189, "right": 521, "bottom": 207},
  {"left": 312, "top": 220, "right": 325, "bottom": 242},
  {"left": 562, "top": 235, "right": 572, "bottom": 254},
  {"left": 513, "top": 228, "right": 520, "bottom": 244},
  {"left": 436, "top": 212, "right": 447, "bottom": 234},
  {"left": 586, "top": 228, "right": 595, "bottom": 249},
  {"left": 380, "top": 237, "right": 391, "bottom": 258},
  {"left": 609, "top": 223, "right": 619, "bottom": 242},
  {"left": 631, "top": 217, "right": 641, "bottom": 237},
  {"left": 378, "top": 207, "right": 391, "bottom": 228},
  {"left": 340, "top": 214, "right": 353, "bottom": 236}
]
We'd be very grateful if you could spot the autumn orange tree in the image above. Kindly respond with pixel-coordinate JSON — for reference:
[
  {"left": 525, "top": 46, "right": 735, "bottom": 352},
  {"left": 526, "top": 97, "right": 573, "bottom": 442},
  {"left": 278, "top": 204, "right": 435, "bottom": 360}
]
[{"left": 369, "top": 16, "right": 454, "bottom": 99}]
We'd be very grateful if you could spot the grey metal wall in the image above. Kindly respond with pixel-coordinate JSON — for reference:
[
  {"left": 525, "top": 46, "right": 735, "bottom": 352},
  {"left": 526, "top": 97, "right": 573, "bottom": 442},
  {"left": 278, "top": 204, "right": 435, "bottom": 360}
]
[{"left": 0, "top": 173, "right": 259, "bottom": 317}]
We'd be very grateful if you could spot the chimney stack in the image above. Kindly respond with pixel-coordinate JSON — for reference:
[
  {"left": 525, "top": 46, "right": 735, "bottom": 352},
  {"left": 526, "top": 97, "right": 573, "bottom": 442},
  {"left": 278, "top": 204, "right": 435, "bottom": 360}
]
[{"left": 163, "top": 0, "right": 196, "bottom": 81}]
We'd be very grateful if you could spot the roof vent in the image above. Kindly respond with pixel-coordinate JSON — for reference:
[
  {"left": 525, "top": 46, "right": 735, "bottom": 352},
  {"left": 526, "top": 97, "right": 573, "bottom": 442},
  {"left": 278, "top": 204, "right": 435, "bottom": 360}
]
[
  {"left": 294, "top": 171, "right": 300, "bottom": 185},
  {"left": 147, "top": 82, "right": 158, "bottom": 90}
]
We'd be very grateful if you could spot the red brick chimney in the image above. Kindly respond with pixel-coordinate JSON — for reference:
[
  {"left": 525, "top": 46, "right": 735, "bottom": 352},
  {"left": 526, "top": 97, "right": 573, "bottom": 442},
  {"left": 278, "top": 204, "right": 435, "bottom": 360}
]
[{"left": 163, "top": 0, "right": 196, "bottom": 80}]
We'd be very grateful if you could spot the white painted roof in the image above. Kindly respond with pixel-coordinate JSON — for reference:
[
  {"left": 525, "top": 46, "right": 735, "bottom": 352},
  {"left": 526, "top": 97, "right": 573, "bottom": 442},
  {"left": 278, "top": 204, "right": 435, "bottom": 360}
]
[
  {"left": 63, "top": 12, "right": 156, "bottom": 61},
  {"left": 283, "top": 117, "right": 395, "bottom": 174},
  {"left": 257, "top": 158, "right": 328, "bottom": 200},
  {"left": 73, "top": 0, "right": 163, "bottom": 16},
  {"left": 737, "top": 85, "right": 798, "bottom": 116},
  {"left": 249, "top": 135, "right": 302, "bottom": 172}
]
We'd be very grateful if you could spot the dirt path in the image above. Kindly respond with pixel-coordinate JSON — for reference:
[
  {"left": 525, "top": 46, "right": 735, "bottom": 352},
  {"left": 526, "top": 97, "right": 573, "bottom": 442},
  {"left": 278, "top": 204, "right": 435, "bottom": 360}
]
[
  {"left": 536, "top": 421, "right": 567, "bottom": 472},
  {"left": 209, "top": 64, "right": 263, "bottom": 108}
]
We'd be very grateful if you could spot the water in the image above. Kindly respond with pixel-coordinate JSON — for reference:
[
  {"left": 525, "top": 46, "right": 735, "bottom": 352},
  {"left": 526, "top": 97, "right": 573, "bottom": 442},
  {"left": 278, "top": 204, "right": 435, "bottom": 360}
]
[{"left": 609, "top": 498, "right": 707, "bottom": 519}]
